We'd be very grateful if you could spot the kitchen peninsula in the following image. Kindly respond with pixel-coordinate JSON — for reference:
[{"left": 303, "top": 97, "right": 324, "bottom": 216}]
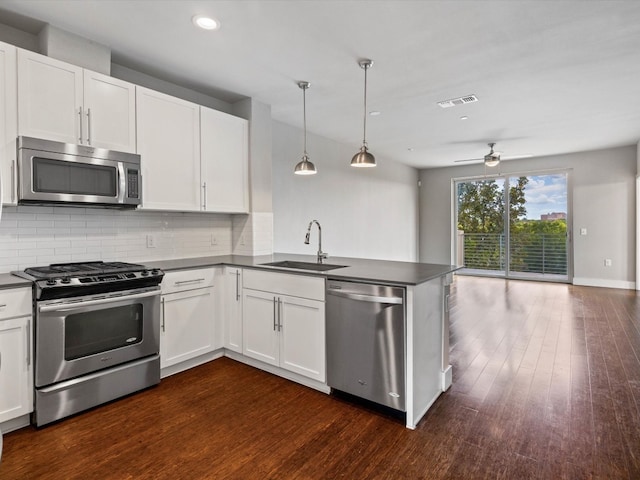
[{"left": 146, "top": 253, "right": 458, "bottom": 429}]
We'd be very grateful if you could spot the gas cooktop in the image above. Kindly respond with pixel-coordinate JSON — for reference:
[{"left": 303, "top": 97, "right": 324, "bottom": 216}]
[
  {"left": 13, "top": 261, "right": 164, "bottom": 300},
  {"left": 23, "top": 261, "right": 150, "bottom": 279}
]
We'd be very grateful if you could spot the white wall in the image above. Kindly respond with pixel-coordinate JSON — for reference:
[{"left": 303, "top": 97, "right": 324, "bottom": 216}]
[
  {"left": 272, "top": 121, "right": 419, "bottom": 262},
  {"left": 419, "top": 145, "right": 637, "bottom": 289}
]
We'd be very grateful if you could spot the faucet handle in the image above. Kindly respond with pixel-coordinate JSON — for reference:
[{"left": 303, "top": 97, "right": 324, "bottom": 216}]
[{"left": 317, "top": 251, "right": 328, "bottom": 263}]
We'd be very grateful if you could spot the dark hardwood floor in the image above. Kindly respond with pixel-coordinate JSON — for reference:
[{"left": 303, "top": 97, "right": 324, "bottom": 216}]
[{"left": 3, "top": 276, "right": 640, "bottom": 479}]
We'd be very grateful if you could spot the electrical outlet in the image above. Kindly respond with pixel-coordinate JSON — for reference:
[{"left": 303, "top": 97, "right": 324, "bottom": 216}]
[
  {"left": 240, "top": 234, "right": 245, "bottom": 246},
  {"left": 580, "top": 228, "right": 587, "bottom": 236},
  {"left": 604, "top": 259, "right": 612, "bottom": 267},
  {"left": 211, "top": 234, "right": 218, "bottom": 246},
  {"left": 146, "top": 234, "right": 156, "bottom": 248}
]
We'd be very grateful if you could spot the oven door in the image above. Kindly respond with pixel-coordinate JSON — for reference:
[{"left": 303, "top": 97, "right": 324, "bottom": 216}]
[{"left": 35, "top": 287, "right": 160, "bottom": 387}]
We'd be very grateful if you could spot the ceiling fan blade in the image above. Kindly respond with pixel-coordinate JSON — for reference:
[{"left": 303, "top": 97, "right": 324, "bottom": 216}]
[
  {"left": 454, "top": 153, "right": 532, "bottom": 164},
  {"left": 454, "top": 157, "right": 482, "bottom": 163}
]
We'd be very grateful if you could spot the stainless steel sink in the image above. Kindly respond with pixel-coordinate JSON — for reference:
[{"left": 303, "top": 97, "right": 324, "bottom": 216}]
[{"left": 261, "top": 260, "right": 347, "bottom": 272}]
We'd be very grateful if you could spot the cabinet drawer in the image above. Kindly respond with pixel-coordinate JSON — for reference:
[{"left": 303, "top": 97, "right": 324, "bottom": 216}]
[
  {"left": 0, "top": 287, "right": 32, "bottom": 320},
  {"left": 243, "top": 269, "right": 324, "bottom": 301},
  {"left": 162, "top": 268, "right": 215, "bottom": 294}
]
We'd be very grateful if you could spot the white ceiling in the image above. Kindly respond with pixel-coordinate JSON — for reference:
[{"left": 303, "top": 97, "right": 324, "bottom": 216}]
[{"left": 1, "top": 0, "right": 640, "bottom": 168}]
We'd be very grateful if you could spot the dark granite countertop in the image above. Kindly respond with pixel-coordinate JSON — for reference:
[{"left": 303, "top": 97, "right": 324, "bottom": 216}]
[
  {"left": 0, "top": 273, "right": 33, "bottom": 290},
  {"left": 143, "top": 253, "right": 459, "bottom": 286}
]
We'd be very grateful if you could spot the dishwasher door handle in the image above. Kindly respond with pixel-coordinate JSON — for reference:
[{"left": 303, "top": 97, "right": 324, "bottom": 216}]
[{"left": 327, "top": 290, "right": 403, "bottom": 305}]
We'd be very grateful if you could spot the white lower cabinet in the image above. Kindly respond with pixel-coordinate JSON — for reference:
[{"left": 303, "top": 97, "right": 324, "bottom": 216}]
[
  {"left": 160, "top": 268, "right": 218, "bottom": 369},
  {"left": 242, "top": 270, "right": 325, "bottom": 383},
  {"left": 0, "top": 287, "right": 33, "bottom": 424},
  {"left": 222, "top": 267, "right": 243, "bottom": 353}
]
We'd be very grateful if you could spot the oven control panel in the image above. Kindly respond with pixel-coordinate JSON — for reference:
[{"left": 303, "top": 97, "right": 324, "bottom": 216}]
[{"left": 39, "top": 269, "right": 163, "bottom": 287}]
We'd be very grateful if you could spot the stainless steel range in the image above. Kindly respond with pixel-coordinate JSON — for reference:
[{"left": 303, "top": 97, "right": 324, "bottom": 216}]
[{"left": 14, "top": 261, "right": 164, "bottom": 426}]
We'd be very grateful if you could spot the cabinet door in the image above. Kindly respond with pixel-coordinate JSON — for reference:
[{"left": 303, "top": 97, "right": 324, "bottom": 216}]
[
  {"left": 242, "top": 289, "right": 278, "bottom": 366},
  {"left": 83, "top": 70, "right": 136, "bottom": 152},
  {"left": 17, "top": 49, "right": 83, "bottom": 144},
  {"left": 223, "top": 267, "right": 243, "bottom": 353},
  {"left": 0, "top": 316, "right": 33, "bottom": 423},
  {"left": 280, "top": 295, "right": 326, "bottom": 382},
  {"left": 0, "top": 41, "right": 17, "bottom": 206},
  {"left": 160, "top": 287, "right": 215, "bottom": 369},
  {"left": 136, "top": 87, "right": 201, "bottom": 211},
  {"left": 200, "top": 107, "right": 249, "bottom": 213}
]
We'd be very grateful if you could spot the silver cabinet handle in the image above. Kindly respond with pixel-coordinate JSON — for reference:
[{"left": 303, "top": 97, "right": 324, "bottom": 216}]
[
  {"left": 235, "top": 271, "right": 240, "bottom": 301},
  {"left": 78, "top": 106, "right": 83, "bottom": 143},
  {"left": 26, "top": 318, "right": 31, "bottom": 366},
  {"left": 11, "top": 160, "right": 15, "bottom": 203},
  {"left": 86, "top": 108, "right": 92, "bottom": 145},
  {"left": 202, "top": 182, "right": 207, "bottom": 210},
  {"left": 174, "top": 278, "right": 205, "bottom": 285},
  {"left": 0, "top": 304, "right": 6, "bottom": 308},
  {"left": 278, "top": 298, "right": 283, "bottom": 332},
  {"left": 161, "top": 297, "right": 166, "bottom": 332},
  {"left": 273, "top": 297, "right": 277, "bottom": 331},
  {"left": 327, "top": 290, "right": 403, "bottom": 305}
]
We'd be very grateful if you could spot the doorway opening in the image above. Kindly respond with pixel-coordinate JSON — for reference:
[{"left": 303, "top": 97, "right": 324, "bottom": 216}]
[{"left": 454, "top": 171, "right": 571, "bottom": 282}]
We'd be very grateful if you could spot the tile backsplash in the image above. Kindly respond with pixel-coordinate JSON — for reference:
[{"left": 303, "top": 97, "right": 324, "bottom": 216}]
[{"left": 0, "top": 205, "right": 241, "bottom": 273}]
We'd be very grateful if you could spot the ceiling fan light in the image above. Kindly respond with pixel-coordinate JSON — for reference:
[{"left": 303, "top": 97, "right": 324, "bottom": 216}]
[
  {"left": 351, "top": 145, "right": 376, "bottom": 167},
  {"left": 484, "top": 154, "right": 500, "bottom": 167},
  {"left": 295, "top": 155, "right": 317, "bottom": 175},
  {"left": 484, "top": 142, "right": 500, "bottom": 167}
]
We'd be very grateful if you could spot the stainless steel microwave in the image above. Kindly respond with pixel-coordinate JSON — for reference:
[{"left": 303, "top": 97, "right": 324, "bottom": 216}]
[{"left": 17, "top": 136, "right": 141, "bottom": 208}]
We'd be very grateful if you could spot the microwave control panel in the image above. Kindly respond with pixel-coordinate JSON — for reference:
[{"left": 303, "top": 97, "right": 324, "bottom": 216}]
[{"left": 127, "top": 169, "right": 139, "bottom": 198}]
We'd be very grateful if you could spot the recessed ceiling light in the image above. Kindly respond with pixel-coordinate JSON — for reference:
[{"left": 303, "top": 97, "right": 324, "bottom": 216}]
[
  {"left": 192, "top": 15, "right": 220, "bottom": 30},
  {"left": 408, "top": 148, "right": 414, "bottom": 152},
  {"left": 460, "top": 116, "right": 469, "bottom": 121},
  {"left": 369, "top": 111, "right": 381, "bottom": 116}
]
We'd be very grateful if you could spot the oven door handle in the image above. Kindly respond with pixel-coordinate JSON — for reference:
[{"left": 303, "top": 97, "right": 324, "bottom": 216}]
[{"left": 38, "top": 290, "right": 160, "bottom": 313}]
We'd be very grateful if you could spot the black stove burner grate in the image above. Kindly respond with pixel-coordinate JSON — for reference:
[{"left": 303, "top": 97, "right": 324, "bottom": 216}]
[{"left": 24, "top": 261, "right": 147, "bottom": 279}]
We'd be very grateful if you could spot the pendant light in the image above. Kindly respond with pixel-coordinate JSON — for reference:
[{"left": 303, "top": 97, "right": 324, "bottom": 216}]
[
  {"left": 351, "top": 59, "right": 376, "bottom": 168},
  {"left": 484, "top": 142, "right": 500, "bottom": 167},
  {"left": 294, "top": 81, "right": 317, "bottom": 175}
]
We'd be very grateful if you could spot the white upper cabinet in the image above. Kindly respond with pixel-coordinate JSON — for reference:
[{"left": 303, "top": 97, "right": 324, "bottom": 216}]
[
  {"left": 82, "top": 70, "right": 136, "bottom": 152},
  {"left": 17, "top": 50, "right": 82, "bottom": 145},
  {"left": 136, "top": 86, "right": 201, "bottom": 211},
  {"left": 201, "top": 106, "right": 249, "bottom": 213},
  {"left": 17, "top": 49, "right": 136, "bottom": 152},
  {"left": 0, "top": 41, "right": 17, "bottom": 206}
]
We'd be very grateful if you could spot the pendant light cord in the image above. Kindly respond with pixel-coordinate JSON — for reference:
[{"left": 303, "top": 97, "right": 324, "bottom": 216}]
[
  {"left": 362, "top": 64, "right": 368, "bottom": 147},
  {"left": 303, "top": 85, "right": 308, "bottom": 156}
]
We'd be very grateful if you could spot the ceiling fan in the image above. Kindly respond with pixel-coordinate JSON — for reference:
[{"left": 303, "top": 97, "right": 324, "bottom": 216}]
[{"left": 454, "top": 142, "right": 531, "bottom": 167}]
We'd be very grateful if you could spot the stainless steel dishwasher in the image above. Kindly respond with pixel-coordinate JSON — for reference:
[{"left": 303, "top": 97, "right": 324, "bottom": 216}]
[{"left": 326, "top": 280, "right": 406, "bottom": 411}]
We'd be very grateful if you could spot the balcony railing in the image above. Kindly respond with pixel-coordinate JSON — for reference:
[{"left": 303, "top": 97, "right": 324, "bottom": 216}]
[{"left": 461, "top": 232, "right": 567, "bottom": 275}]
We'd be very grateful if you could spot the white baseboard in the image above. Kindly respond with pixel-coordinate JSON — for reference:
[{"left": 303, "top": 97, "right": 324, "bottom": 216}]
[
  {"left": 572, "top": 277, "right": 636, "bottom": 290},
  {"left": 442, "top": 365, "right": 453, "bottom": 391},
  {"left": 225, "top": 350, "right": 330, "bottom": 394},
  {"left": 160, "top": 349, "right": 224, "bottom": 378},
  {"left": 0, "top": 414, "right": 30, "bottom": 434}
]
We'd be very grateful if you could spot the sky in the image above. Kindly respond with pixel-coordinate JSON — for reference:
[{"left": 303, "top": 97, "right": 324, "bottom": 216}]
[{"left": 520, "top": 174, "right": 567, "bottom": 220}]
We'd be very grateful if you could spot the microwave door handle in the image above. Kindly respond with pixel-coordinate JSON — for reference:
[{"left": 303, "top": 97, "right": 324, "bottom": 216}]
[{"left": 117, "top": 162, "right": 126, "bottom": 203}]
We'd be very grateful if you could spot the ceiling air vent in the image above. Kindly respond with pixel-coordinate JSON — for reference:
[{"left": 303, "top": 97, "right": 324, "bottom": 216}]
[{"left": 437, "top": 94, "right": 478, "bottom": 109}]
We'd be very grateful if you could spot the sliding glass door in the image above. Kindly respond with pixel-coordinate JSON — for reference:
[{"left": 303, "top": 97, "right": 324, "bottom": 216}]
[{"left": 455, "top": 172, "right": 570, "bottom": 282}]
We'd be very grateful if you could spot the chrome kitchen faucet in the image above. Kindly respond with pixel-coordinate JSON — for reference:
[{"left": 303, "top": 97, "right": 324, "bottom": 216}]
[{"left": 304, "top": 220, "right": 328, "bottom": 263}]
